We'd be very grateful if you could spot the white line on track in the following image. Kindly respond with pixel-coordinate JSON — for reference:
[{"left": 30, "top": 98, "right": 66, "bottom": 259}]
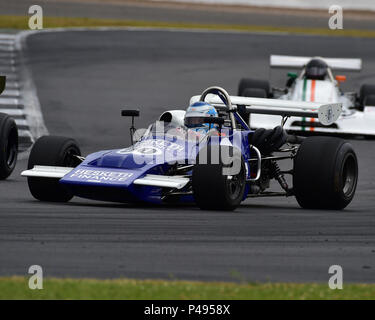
[
  {"left": 0, "top": 97, "right": 19, "bottom": 105},
  {"left": 4, "top": 82, "right": 19, "bottom": 89},
  {"left": 0, "top": 34, "right": 16, "bottom": 40},
  {"left": 14, "top": 31, "right": 49, "bottom": 144},
  {"left": 0, "top": 104, "right": 22, "bottom": 110},
  {"left": 0, "top": 32, "right": 40, "bottom": 153},
  {"left": 0, "top": 109, "right": 24, "bottom": 116},
  {"left": 19, "top": 129, "right": 33, "bottom": 138},
  {"left": 2, "top": 89, "right": 20, "bottom": 97},
  {"left": 14, "top": 119, "right": 28, "bottom": 126},
  {"left": 0, "top": 40, "right": 14, "bottom": 45}
]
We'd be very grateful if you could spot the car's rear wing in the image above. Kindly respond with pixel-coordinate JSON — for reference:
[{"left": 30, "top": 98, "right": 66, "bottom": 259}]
[
  {"left": 190, "top": 94, "right": 342, "bottom": 126},
  {"left": 270, "top": 55, "right": 362, "bottom": 71}
]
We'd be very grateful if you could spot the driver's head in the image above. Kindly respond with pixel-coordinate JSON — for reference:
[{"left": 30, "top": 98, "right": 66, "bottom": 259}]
[
  {"left": 184, "top": 101, "right": 218, "bottom": 133},
  {"left": 305, "top": 58, "right": 328, "bottom": 80}
]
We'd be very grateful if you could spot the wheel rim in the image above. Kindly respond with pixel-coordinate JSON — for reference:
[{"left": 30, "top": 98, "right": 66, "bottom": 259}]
[
  {"left": 341, "top": 154, "right": 357, "bottom": 197},
  {"left": 226, "top": 166, "right": 245, "bottom": 201},
  {"left": 5, "top": 128, "right": 17, "bottom": 169}
]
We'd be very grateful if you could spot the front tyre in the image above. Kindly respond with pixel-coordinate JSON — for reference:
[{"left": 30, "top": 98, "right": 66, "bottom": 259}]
[
  {"left": 293, "top": 137, "right": 358, "bottom": 210},
  {"left": 27, "top": 136, "right": 81, "bottom": 202},
  {"left": 242, "top": 88, "right": 267, "bottom": 98},
  {"left": 238, "top": 78, "right": 270, "bottom": 97},
  {"left": 0, "top": 113, "right": 18, "bottom": 180},
  {"left": 192, "top": 145, "right": 246, "bottom": 211},
  {"left": 238, "top": 79, "right": 270, "bottom": 126}
]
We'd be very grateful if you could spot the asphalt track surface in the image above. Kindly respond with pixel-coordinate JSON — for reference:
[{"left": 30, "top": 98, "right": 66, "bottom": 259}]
[{"left": 0, "top": 30, "right": 375, "bottom": 283}]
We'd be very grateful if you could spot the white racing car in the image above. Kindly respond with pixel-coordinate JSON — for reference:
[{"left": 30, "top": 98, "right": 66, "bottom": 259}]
[{"left": 238, "top": 55, "right": 375, "bottom": 137}]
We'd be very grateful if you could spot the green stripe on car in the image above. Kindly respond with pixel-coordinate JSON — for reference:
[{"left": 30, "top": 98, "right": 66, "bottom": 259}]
[{"left": 301, "top": 78, "right": 307, "bottom": 131}]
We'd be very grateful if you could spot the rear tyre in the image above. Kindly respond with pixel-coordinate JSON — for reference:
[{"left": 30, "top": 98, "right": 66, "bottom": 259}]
[
  {"left": 359, "top": 84, "right": 375, "bottom": 109},
  {"left": 363, "top": 94, "right": 375, "bottom": 107},
  {"left": 293, "top": 137, "right": 358, "bottom": 210},
  {"left": 0, "top": 113, "right": 18, "bottom": 180},
  {"left": 192, "top": 145, "right": 246, "bottom": 211},
  {"left": 27, "top": 136, "right": 81, "bottom": 202}
]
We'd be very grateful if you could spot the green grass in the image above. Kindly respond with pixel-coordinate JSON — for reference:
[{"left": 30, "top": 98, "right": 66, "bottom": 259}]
[
  {"left": 1, "top": 277, "right": 375, "bottom": 299},
  {"left": 1, "top": 15, "right": 375, "bottom": 38}
]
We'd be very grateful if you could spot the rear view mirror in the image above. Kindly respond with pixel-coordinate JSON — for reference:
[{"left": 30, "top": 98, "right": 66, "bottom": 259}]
[
  {"left": 121, "top": 110, "right": 140, "bottom": 117},
  {"left": 335, "top": 75, "right": 346, "bottom": 83},
  {"left": 0, "top": 76, "right": 5, "bottom": 95},
  {"left": 121, "top": 109, "right": 140, "bottom": 146}
]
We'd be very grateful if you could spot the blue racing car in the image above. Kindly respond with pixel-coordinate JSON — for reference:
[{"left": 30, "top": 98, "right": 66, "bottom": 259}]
[{"left": 22, "top": 86, "right": 358, "bottom": 210}]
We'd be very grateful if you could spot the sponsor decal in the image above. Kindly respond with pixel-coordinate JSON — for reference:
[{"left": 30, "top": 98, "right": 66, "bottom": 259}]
[
  {"left": 117, "top": 139, "right": 184, "bottom": 156},
  {"left": 327, "top": 105, "right": 333, "bottom": 123},
  {"left": 133, "top": 146, "right": 162, "bottom": 156},
  {"left": 69, "top": 169, "right": 133, "bottom": 183}
]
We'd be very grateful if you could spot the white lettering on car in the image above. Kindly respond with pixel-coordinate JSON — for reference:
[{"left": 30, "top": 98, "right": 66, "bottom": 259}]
[
  {"left": 70, "top": 169, "right": 134, "bottom": 182},
  {"left": 117, "top": 139, "right": 184, "bottom": 155}
]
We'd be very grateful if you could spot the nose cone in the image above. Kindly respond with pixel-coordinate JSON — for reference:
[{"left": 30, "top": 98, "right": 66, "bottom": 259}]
[
  {"left": 95, "top": 138, "right": 192, "bottom": 170},
  {"left": 96, "top": 149, "right": 153, "bottom": 169}
]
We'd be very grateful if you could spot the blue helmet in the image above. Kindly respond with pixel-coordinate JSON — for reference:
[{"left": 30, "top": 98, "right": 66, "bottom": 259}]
[{"left": 184, "top": 101, "right": 219, "bottom": 133}]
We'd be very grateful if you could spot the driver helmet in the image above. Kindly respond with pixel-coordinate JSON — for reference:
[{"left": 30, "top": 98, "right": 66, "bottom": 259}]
[
  {"left": 184, "top": 101, "right": 219, "bottom": 133},
  {"left": 305, "top": 58, "right": 328, "bottom": 80}
]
